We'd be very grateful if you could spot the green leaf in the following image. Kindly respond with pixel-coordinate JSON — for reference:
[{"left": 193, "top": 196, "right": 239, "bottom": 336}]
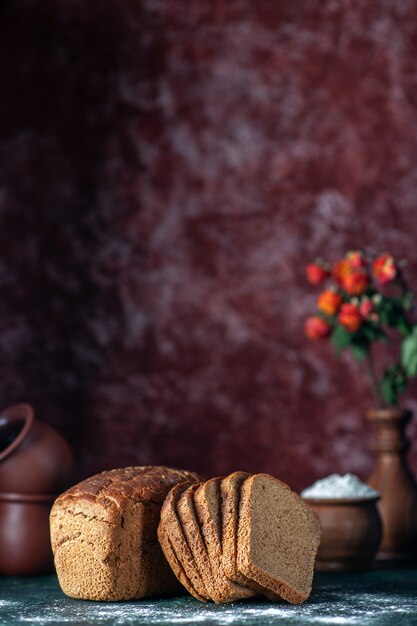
[
  {"left": 330, "top": 325, "right": 353, "bottom": 357},
  {"left": 401, "top": 326, "right": 417, "bottom": 377},
  {"left": 330, "top": 324, "right": 373, "bottom": 362},
  {"left": 380, "top": 365, "right": 407, "bottom": 406},
  {"left": 402, "top": 291, "right": 414, "bottom": 311},
  {"left": 360, "top": 322, "right": 386, "bottom": 343},
  {"left": 397, "top": 316, "right": 412, "bottom": 337},
  {"left": 349, "top": 343, "right": 368, "bottom": 363},
  {"left": 376, "top": 296, "right": 410, "bottom": 335},
  {"left": 376, "top": 296, "right": 399, "bottom": 324}
]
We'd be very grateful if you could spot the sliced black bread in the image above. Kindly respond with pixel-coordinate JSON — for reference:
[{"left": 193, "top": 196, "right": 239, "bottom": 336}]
[
  {"left": 176, "top": 483, "right": 223, "bottom": 603},
  {"left": 237, "top": 473, "right": 321, "bottom": 604},
  {"left": 194, "top": 478, "right": 255, "bottom": 602},
  {"left": 221, "top": 471, "right": 282, "bottom": 601},
  {"left": 157, "top": 526, "right": 203, "bottom": 600},
  {"left": 158, "top": 483, "right": 209, "bottom": 601},
  {"left": 221, "top": 471, "right": 253, "bottom": 587}
]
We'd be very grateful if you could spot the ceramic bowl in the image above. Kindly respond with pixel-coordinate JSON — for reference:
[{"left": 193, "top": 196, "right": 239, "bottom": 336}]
[
  {"left": 303, "top": 496, "right": 382, "bottom": 572},
  {"left": 0, "top": 492, "right": 55, "bottom": 575},
  {"left": 0, "top": 403, "right": 73, "bottom": 494}
]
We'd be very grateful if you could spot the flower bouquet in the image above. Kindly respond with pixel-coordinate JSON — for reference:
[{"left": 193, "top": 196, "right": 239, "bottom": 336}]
[
  {"left": 305, "top": 250, "right": 417, "bottom": 559},
  {"left": 304, "top": 251, "right": 417, "bottom": 407}
]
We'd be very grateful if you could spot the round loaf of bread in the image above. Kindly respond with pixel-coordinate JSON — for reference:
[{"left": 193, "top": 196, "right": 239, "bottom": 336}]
[{"left": 50, "top": 466, "right": 199, "bottom": 601}]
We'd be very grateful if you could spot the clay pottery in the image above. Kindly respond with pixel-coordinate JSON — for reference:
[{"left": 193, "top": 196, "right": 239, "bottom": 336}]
[
  {"left": 303, "top": 496, "right": 382, "bottom": 572},
  {"left": 0, "top": 403, "right": 73, "bottom": 494},
  {"left": 367, "top": 407, "right": 417, "bottom": 560},
  {"left": 0, "top": 492, "right": 55, "bottom": 575}
]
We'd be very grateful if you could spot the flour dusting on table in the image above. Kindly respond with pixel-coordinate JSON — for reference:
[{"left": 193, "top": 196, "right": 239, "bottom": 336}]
[{"left": 2, "top": 571, "right": 417, "bottom": 625}]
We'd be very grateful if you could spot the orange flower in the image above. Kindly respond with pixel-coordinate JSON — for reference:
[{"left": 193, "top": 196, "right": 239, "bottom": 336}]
[
  {"left": 342, "top": 271, "right": 369, "bottom": 296},
  {"left": 373, "top": 254, "right": 397, "bottom": 284},
  {"left": 332, "top": 259, "right": 352, "bottom": 285},
  {"left": 317, "top": 290, "right": 343, "bottom": 316},
  {"left": 306, "top": 262, "right": 329, "bottom": 286},
  {"left": 338, "top": 303, "right": 362, "bottom": 333},
  {"left": 304, "top": 316, "right": 332, "bottom": 340},
  {"left": 333, "top": 254, "right": 369, "bottom": 295}
]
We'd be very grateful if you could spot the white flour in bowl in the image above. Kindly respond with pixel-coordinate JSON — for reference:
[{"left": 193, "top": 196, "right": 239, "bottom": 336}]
[{"left": 301, "top": 473, "right": 379, "bottom": 499}]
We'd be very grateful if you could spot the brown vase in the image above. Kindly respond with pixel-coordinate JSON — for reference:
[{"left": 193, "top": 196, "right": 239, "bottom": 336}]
[
  {"left": 367, "top": 407, "right": 417, "bottom": 561},
  {"left": 0, "top": 403, "right": 73, "bottom": 494}
]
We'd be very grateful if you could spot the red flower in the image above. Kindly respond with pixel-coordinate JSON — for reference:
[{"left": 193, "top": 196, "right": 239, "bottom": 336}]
[
  {"left": 306, "top": 263, "right": 329, "bottom": 286},
  {"left": 373, "top": 254, "right": 397, "bottom": 284},
  {"left": 360, "top": 298, "right": 377, "bottom": 320},
  {"left": 346, "top": 250, "right": 366, "bottom": 269},
  {"left": 342, "top": 271, "right": 369, "bottom": 296},
  {"left": 338, "top": 303, "right": 362, "bottom": 333},
  {"left": 317, "top": 290, "right": 343, "bottom": 316},
  {"left": 304, "top": 316, "right": 332, "bottom": 340}
]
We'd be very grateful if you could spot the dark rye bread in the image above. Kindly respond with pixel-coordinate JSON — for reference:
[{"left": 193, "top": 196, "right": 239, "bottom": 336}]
[
  {"left": 194, "top": 478, "right": 255, "bottom": 602},
  {"left": 157, "top": 525, "right": 204, "bottom": 601},
  {"left": 237, "top": 473, "right": 321, "bottom": 604},
  {"left": 50, "top": 466, "right": 199, "bottom": 601},
  {"left": 221, "top": 471, "right": 252, "bottom": 587},
  {"left": 158, "top": 482, "right": 209, "bottom": 601},
  {"left": 221, "top": 471, "right": 281, "bottom": 601},
  {"left": 176, "top": 483, "right": 222, "bottom": 602}
]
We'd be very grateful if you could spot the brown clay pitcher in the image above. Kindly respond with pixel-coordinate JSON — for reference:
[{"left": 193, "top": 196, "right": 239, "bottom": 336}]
[{"left": 0, "top": 403, "right": 73, "bottom": 494}]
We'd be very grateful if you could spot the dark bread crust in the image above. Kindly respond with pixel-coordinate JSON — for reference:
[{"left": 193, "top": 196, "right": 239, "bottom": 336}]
[
  {"left": 176, "top": 483, "right": 224, "bottom": 602},
  {"left": 158, "top": 482, "right": 209, "bottom": 601},
  {"left": 157, "top": 525, "right": 207, "bottom": 601},
  {"left": 54, "top": 466, "right": 199, "bottom": 510}
]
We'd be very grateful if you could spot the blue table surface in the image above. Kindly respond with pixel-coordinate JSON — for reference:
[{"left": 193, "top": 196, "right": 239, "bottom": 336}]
[{"left": 1, "top": 568, "right": 417, "bottom": 626}]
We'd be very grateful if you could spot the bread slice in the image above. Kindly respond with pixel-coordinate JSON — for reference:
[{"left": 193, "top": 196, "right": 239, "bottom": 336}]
[
  {"left": 194, "top": 478, "right": 255, "bottom": 602},
  {"left": 176, "top": 483, "right": 223, "bottom": 602},
  {"left": 221, "top": 471, "right": 252, "bottom": 587},
  {"left": 237, "top": 473, "right": 321, "bottom": 604},
  {"left": 221, "top": 471, "right": 281, "bottom": 601},
  {"left": 158, "top": 482, "right": 209, "bottom": 601},
  {"left": 157, "top": 525, "right": 205, "bottom": 601}
]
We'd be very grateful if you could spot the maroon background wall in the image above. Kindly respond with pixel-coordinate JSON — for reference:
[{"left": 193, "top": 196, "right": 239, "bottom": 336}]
[{"left": 1, "top": 0, "right": 417, "bottom": 491}]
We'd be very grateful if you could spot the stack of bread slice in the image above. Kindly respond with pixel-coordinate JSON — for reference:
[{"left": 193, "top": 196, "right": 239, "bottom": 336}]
[{"left": 158, "top": 472, "right": 321, "bottom": 604}]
